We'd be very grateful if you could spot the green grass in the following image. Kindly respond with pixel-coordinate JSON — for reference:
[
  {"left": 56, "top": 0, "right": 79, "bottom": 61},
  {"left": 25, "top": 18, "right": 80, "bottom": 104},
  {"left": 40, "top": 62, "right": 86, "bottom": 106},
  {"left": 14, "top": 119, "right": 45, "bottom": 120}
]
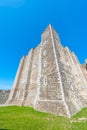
[
  {"left": 71, "top": 108, "right": 87, "bottom": 130},
  {"left": 0, "top": 106, "right": 87, "bottom": 130}
]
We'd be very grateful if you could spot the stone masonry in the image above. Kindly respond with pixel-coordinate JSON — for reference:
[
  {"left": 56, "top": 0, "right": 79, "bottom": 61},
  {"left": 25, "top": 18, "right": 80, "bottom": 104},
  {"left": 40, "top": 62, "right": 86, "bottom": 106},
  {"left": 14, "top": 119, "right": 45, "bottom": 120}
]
[
  {"left": 0, "top": 90, "right": 10, "bottom": 104},
  {"left": 6, "top": 25, "right": 87, "bottom": 117}
]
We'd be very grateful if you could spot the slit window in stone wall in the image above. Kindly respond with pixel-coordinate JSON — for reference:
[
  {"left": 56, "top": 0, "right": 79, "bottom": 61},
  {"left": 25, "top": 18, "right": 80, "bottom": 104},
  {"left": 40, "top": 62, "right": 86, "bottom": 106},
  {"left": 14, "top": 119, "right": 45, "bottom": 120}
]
[
  {"left": 43, "top": 61, "right": 47, "bottom": 68},
  {"left": 85, "top": 59, "right": 87, "bottom": 70},
  {"left": 30, "top": 79, "right": 34, "bottom": 84},
  {"left": 43, "top": 76, "right": 47, "bottom": 86},
  {"left": 43, "top": 50, "right": 46, "bottom": 56}
]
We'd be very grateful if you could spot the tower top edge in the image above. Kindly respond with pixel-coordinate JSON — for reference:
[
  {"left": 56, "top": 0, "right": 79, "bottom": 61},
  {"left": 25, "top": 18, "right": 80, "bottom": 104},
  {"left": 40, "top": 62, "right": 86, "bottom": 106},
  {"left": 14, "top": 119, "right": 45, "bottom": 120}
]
[
  {"left": 41, "top": 24, "right": 59, "bottom": 41},
  {"left": 42, "top": 24, "right": 58, "bottom": 34}
]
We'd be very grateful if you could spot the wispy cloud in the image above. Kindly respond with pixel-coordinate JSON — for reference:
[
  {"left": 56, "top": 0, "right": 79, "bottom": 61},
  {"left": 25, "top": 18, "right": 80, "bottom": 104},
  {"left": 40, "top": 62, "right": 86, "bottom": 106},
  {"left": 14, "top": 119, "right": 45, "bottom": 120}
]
[{"left": 0, "top": 0, "right": 25, "bottom": 7}]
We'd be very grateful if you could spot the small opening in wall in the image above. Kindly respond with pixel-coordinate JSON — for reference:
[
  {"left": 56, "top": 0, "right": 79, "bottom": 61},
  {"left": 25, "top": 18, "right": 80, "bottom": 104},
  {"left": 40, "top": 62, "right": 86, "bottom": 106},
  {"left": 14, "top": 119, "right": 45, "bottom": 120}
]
[
  {"left": 85, "top": 59, "right": 87, "bottom": 70},
  {"left": 43, "top": 50, "right": 46, "bottom": 56},
  {"left": 43, "top": 76, "right": 47, "bottom": 86},
  {"left": 86, "top": 64, "right": 87, "bottom": 70}
]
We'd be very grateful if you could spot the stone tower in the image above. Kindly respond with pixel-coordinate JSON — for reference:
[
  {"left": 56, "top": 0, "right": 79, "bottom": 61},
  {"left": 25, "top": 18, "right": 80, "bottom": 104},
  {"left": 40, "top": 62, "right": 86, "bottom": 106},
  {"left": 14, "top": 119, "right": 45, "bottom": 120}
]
[{"left": 6, "top": 25, "right": 87, "bottom": 117}]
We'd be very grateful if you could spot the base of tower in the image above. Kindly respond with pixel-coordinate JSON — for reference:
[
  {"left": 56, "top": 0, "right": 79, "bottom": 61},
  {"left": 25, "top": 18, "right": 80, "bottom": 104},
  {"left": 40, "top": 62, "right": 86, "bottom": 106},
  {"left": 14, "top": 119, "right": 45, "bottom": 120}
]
[{"left": 34, "top": 100, "right": 71, "bottom": 117}]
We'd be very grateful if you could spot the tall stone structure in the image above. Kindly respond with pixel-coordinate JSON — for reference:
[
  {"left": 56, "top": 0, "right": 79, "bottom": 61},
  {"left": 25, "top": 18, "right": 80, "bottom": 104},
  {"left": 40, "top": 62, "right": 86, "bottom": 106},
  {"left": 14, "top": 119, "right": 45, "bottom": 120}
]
[{"left": 6, "top": 25, "right": 87, "bottom": 117}]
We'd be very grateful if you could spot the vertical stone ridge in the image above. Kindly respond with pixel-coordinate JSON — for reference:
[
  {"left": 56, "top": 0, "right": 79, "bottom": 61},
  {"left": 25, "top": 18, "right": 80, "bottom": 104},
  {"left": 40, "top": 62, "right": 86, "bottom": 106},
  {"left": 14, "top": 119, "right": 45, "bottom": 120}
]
[
  {"left": 65, "top": 47, "right": 87, "bottom": 87},
  {"left": 24, "top": 46, "right": 40, "bottom": 107},
  {"left": 49, "top": 25, "right": 71, "bottom": 117},
  {"left": 6, "top": 56, "right": 25, "bottom": 104},
  {"left": 64, "top": 47, "right": 83, "bottom": 101},
  {"left": 71, "top": 52, "right": 87, "bottom": 101},
  {"left": 34, "top": 44, "right": 42, "bottom": 108},
  {"left": 72, "top": 52, "right": 87, "bottom": 86},
  {"left": 21, "top": 49, "right": 34, "bottom": 105}
]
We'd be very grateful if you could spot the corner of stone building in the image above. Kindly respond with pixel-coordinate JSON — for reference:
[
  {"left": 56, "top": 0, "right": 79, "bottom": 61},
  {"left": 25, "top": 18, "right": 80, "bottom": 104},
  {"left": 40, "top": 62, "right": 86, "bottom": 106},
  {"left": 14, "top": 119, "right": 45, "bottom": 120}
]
[{"left": 41, "top": 24, "right": 59, "bottom": 42}]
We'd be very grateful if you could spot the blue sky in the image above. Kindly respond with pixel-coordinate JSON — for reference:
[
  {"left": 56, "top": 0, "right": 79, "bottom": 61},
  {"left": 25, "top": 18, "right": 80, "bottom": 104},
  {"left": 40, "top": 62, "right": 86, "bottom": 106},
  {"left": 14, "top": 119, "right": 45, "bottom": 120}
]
[{"left": 0, "top": 0, "right": 87, "bottom": 90}]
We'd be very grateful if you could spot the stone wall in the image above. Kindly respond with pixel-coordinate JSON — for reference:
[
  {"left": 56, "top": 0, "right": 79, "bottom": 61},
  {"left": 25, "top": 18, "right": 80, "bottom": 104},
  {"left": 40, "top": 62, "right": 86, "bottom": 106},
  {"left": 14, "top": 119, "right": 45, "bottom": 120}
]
[
  {"left": 81, "top": 64, "right": 87, "bottom": 80},
  {"left": 35, "top": 25, "right": 68, "bottom": 116},
  {"left": 6, "top": 49, "right": 34, "bottom": 105},
  {"left": 0, "top": 90, "right": 10, "bottom": 104},
  {"left": 24, "top": 46, "right": 40, "bottom": 107},
  {"left": 6, "top": 24, "right": 87, "bottom": 117}
]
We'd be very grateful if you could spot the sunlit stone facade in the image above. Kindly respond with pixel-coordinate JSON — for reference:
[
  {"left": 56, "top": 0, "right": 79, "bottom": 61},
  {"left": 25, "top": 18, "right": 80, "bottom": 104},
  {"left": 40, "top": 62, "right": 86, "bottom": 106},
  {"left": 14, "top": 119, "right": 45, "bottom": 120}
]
[{"left": 6, "top": 25, "right": 87, "bottom": 117}]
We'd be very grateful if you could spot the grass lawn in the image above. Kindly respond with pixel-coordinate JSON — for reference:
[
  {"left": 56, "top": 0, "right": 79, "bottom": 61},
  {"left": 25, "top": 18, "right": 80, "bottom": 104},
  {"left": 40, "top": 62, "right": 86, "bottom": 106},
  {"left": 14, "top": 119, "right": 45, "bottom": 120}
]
[{"left": 0, "top": 106, "right": 87, "bottom": 130}]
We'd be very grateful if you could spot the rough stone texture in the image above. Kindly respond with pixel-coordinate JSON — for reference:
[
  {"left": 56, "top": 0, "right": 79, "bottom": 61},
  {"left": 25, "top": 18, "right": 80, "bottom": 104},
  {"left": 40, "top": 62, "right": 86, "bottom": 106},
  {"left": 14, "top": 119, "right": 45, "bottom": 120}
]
[
  {"left": 0, "top": 90, "right": 10, "bottom": 104},
  {"left": 6, "top": 24, "right": 87, "bottom": 117},
  {"left": 81, "top": 64, "right": 87, "bottom": 80}
]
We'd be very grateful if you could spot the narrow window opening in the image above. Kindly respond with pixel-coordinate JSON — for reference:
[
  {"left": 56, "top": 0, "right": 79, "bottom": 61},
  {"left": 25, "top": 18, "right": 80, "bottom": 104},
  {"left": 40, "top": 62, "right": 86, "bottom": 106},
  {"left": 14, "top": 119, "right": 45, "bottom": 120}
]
[
  {"left": 43, "top": 61, "right": 47, "bottom": 68},
  {"left": 43, "top": 50, "right": 46, "bottom": 56},
  {"left": 85, "top": 59, "right": 87, "bottom": 70},
  {"left": 43, "top": 76, "right": 47, "bottom": 86}
]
